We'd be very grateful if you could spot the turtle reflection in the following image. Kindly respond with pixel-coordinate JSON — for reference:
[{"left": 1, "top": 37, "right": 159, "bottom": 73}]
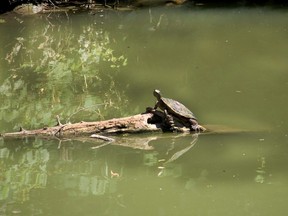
[{"left": 152, "top": 134, "right": 199, "bottom": 177}]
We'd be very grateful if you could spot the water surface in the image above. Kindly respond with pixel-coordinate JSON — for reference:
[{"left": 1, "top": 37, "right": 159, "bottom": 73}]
[{"left": 0, "top": 7, "right": 288, "bottom": 216}]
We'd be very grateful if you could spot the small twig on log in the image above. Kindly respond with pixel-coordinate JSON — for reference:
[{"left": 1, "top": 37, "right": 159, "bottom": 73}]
[{"left": 56, "top": 115, "right": 63, "bottom": 126}]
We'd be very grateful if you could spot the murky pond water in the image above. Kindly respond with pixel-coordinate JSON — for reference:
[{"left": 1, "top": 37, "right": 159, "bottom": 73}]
[{"left": 1, "top": 6, "right": 288, "bottom": 216}]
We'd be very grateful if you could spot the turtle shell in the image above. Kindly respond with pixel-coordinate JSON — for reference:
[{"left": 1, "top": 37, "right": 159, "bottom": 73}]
[{"left": 161, "top": 97, "right": 197, "bottom": 120}]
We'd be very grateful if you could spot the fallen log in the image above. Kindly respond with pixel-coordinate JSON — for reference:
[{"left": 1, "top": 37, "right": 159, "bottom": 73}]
[
  {"left": 1, "top": 112, "right": 163, "bottom": 139},
  {"left": 0, "top": 107, "right": 210, "bottom": 141}
]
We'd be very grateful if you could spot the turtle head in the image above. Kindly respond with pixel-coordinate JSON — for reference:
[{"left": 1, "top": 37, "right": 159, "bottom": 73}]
[{"left": 153, "top": 89, "right": 162, "bottom": 100}]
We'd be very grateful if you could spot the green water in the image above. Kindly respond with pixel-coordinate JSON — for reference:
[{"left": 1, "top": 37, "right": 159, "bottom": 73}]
[{"left": 1, "top": 7, "right": 288, "bottom": 216}]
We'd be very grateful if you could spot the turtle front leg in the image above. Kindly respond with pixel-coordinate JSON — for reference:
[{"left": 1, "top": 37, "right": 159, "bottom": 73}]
[
  {"left": 154, "top": 101, "right": 159, "bottom": 110},
  {"left": 164, "top": 110, "right": 176, "bottom": 132}
]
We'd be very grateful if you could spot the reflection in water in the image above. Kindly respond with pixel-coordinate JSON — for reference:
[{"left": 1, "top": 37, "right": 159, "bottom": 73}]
[
  {"left": 157, "top": 134, "right": 198, "bottom": 177},
  {"left": 1, "top": 128, "right": 288, "bottom": 215},
  {"left": 1, "top": 7, "right": 288, "bottom": 216},
  {"left": 0, "top": 14, "right": 129, "bottom": 131},
  {"left": 255, "top": 156, "right": 266, "bottom": 184},
  {"left": 0, "top": 140, "right": 48, "bottom": 202},
  {"left": 0, "top": 134, "right": 199, "bottom": 214}
]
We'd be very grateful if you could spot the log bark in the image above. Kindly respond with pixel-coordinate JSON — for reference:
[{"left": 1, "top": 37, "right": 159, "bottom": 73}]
[{"left": 0, "top": 112, "right": 164, "bottom": 139}]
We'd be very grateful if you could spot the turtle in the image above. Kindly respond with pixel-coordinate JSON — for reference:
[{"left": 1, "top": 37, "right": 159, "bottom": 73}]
[{"left": 153, "top": 89, "right": 205, "bottom": 132}]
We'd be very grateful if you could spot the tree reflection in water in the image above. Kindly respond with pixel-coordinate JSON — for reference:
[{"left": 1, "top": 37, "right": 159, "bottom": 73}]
[
  {"left": 1, "top": 17, "right": 129, "bottom": 131},
  {"left": 0, "top": 133, "right": 199, "bottom": 212}
]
